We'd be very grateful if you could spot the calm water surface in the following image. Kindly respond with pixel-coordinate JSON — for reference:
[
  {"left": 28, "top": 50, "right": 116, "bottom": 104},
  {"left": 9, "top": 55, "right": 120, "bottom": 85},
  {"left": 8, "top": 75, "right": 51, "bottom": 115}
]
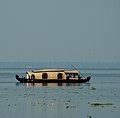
[{"left": 0, "top": 62, "right": 120, "bottom": 118}]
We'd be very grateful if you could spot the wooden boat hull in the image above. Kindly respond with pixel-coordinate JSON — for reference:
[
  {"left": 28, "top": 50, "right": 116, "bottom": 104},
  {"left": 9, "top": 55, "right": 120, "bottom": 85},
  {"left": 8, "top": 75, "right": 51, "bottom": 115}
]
[{"left": 15, "top": 75, "right": 91, "bottom": 83}]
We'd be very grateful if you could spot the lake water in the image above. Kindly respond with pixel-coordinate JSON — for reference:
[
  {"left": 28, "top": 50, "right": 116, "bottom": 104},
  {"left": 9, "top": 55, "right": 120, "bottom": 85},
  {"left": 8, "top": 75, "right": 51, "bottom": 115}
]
[{"left": 0, "top": 62, "right": 120, "bottom": 118}]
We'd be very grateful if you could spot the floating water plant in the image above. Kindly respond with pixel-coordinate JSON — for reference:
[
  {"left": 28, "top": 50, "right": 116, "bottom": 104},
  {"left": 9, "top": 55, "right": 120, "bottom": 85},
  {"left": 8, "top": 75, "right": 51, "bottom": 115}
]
[
  {"left": 87, "top": 115, "right": 92, "bottom": 118},
  {"left": 91, "top": 86, "right": 96, "bottom": 90},
  {"left": 91, "top": 102, "right": 113, "bottom": 107},
  {"left": 66, "top": 105, "right": 69, "bottom": 108}
]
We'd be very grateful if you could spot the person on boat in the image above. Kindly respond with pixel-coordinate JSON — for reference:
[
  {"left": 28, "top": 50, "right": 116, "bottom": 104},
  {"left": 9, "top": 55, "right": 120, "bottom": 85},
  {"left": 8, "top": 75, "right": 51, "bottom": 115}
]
[
  {"left": 78, "top": 74, "right": 82, "bottom": 80},
  {"left": 66, "top": 74, "right": 70, "bottom": 80},
  {"left": 26, "top": 72, "right": 30, "bottom": 79}
]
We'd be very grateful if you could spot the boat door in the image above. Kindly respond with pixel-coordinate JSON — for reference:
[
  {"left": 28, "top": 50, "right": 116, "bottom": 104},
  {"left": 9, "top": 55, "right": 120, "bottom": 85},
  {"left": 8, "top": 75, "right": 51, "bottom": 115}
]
[{"left": 58, "top": 73, "right": 63, "bottom": 80}]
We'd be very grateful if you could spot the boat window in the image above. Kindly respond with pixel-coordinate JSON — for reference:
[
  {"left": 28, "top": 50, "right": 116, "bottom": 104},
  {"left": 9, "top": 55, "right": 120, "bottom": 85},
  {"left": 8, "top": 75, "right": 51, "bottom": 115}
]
[
  {"left": 58, "top": 73, "right": 63, "bottom": 80},
  {"left": 42, "top": 73, "right": 48, "bottom": 79}
]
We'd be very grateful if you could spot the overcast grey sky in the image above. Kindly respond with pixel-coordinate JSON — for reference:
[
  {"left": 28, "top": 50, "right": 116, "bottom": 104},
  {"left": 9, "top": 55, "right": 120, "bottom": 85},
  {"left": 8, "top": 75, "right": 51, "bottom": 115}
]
[{"left": 0, "top": 0, "right": 120, "bottom": 62}]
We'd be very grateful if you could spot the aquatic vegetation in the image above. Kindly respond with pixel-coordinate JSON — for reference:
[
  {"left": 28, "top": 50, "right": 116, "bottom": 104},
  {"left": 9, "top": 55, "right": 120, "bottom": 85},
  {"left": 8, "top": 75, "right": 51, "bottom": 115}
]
[
  {"left": 70, "top": 105, "right": 76, "bottom": 108},
  {"left": 73, "top": 91, "right": 79, "bottom": 94},
  {"left": 66, "top": 100, "right": 71, "bottom": 102},
  {"left": 8, "top": 104, "right": 10, "bottom": 106},
  {"left": 66, "top": 106, "right": 69, "bottom": 108},
  {"left": 91, "top": 102, "right": 113, "bottom": 107},
  {"left": 23, "top": 93, "right": 36, "bottom": 97},
  {"left": 91, "top": 86, "right": 96, "bottom": 90},
  {"left": 87, "top": 115, "right": 92, "bottom": 118}
]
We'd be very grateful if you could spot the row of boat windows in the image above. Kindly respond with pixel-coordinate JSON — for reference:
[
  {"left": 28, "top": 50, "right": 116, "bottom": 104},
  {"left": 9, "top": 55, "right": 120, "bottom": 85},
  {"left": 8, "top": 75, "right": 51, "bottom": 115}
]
[
  {"left": 31, "top": 73, "right": 63, "bottom": 80},
  {"left": 30, "top": 73, "right": 77, "bottom": 80}
]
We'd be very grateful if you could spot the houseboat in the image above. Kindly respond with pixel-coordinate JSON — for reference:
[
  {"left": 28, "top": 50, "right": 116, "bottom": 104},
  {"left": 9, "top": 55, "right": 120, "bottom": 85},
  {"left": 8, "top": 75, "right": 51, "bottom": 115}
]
[{"left": 15, "top": 69, "right": 91, "bottom": 83}]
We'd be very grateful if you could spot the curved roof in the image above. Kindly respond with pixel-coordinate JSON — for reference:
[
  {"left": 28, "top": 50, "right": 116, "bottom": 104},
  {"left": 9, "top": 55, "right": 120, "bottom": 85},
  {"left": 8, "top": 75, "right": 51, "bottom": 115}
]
[{"left": 27, "top": 69, "right": 79, "bottom": 73}]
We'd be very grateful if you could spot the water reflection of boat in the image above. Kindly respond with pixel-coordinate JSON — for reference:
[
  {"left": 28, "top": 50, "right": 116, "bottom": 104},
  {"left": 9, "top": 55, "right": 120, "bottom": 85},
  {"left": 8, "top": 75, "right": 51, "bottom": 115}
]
[
  {"left": 15, "top": 69, "right": 91, "bottom": 83},
  {"left": 16, "top": 82, "right": 90, "bottom": 87}
]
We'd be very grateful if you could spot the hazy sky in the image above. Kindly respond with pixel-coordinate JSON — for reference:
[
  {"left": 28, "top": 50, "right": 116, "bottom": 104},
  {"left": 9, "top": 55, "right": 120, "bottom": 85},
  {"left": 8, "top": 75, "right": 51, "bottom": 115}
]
[{"left": 0, "top": 0, "right": 120, "bottom": 62}]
